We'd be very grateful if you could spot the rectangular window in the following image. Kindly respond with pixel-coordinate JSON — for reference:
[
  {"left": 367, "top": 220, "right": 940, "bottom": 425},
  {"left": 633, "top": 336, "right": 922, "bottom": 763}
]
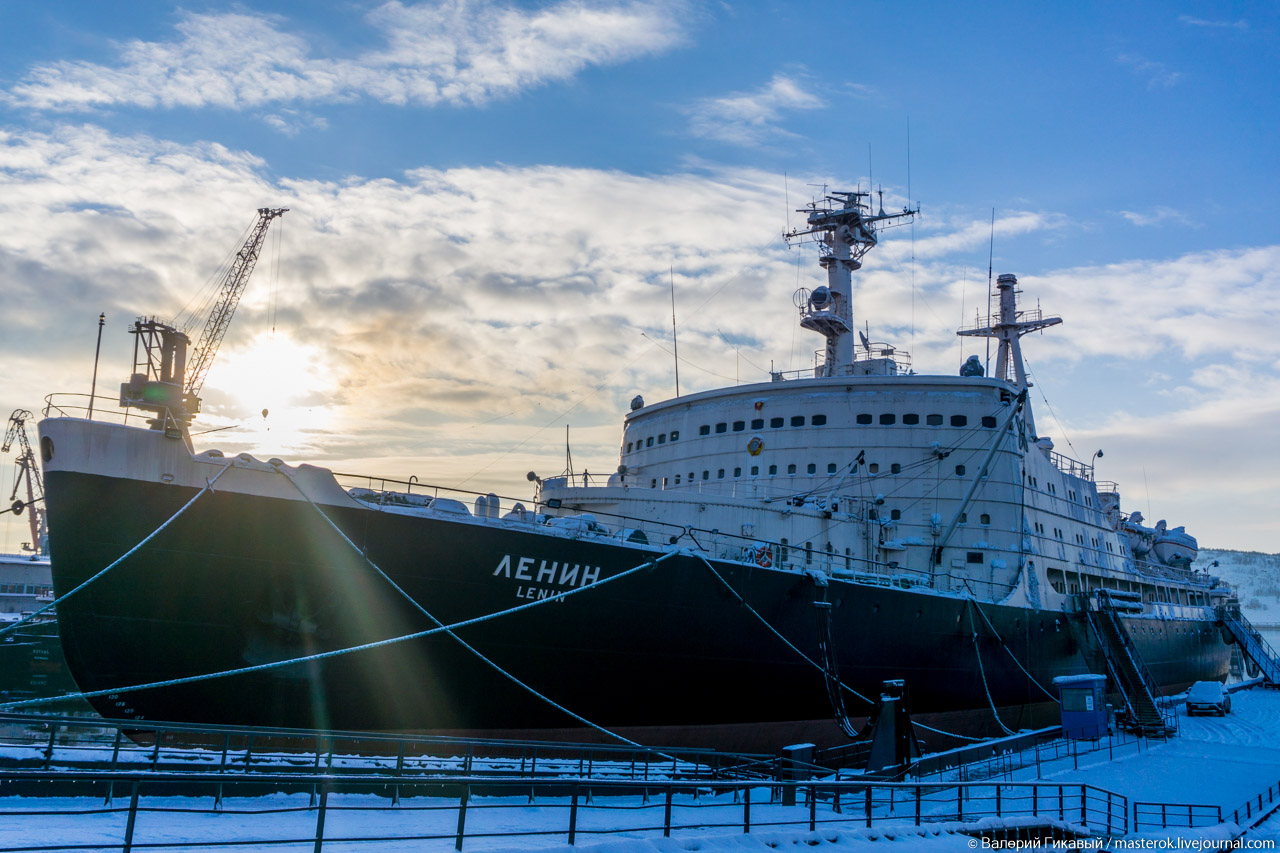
[
  {"left": 733, "top": 467, "right": 741, "bottom": 477},
  {"left": 751, "top": 418, "right": 764, "bottom": 429},
  {"left": 646, "top": 437, "right": 654, "bottom": 447},
  {"left": 770, "top": 417, "right": 784, "bottom": 428},
  {"left": 699, "top": 425, "right": 710, "bottom": 436},
  {"left": 657, "top": 433, "right": 666, "bottom": 444},
  {"left": 903, "top": 414, "right": 920, "bottom": 425},
  {"left": 827, "top": 463, "right": 837, "bottom": 474},
  {"left": 715, "top": 422, "right": 727, "bottom": 433},
  {"left": 880, "top": 413, "right": 895, "bottom": 425},
  {"left": 790, "top": 415, "right": 805, "bottom": 427},
  {"left": 856, "top": 413, "right": 872, "bottom": 425},
  {"left": 966, "top": 551, "right": 984, "bottom": 564},
  {"left": 787, "top": 463, "right": 797, "bottom": 474},
  {"left": 750, "top": 466, "right": 759, "bottom": 475},
  {"left": 732, "top": 421, "right": 745, "bottom": 432},
  {"left": 768, "top": 464, "right": 778, "bottom": 475},
  {"left": 626, "top": 442, "right": 632, "bottom": 453},
  {"left": 717, "top": 468, "right": 725, "bottom": 479},
  {"left": 812, "top": 414, "right": 827, "bottom": 426},
  {"left": 670, "top": 430, "right": 679, "bottom": 440},
  {"left": 926, "top": 414, "right": 943, "bottom": 426},
  {"left": 702, "top": 471, "right": 709, "bottom": 480},
  {"left": 951, "top": 415, "right": 968, "bottom": 427},
  {"left": 807, "top": 463, "right": 816, "bottom": 474},
  {"left": 981, "top": 416, "right": 997, "bottom": 428}
]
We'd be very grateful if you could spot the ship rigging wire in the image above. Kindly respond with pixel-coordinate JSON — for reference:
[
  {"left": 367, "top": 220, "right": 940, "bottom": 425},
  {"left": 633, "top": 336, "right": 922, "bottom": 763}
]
[{"left": 0, "top": 459, "right": 236, "bottom": 641}]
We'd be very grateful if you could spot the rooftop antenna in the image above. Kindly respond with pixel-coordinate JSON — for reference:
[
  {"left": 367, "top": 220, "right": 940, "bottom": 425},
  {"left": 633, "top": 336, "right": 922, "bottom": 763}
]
[
  {"left": 563, "top": 424, "right": 574, "bottom": 479},
  {"left": 670, "top": 266, "right": 680, "bottom": 397},
  {"left": 985, "top": 209, "right": 995, "bottom": 376}
]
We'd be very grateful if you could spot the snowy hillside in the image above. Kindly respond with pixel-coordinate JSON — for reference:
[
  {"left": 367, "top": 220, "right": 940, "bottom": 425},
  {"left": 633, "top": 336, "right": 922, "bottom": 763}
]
[{"left": 1194, "top": 549, "right": 1280, "bottom": 624}]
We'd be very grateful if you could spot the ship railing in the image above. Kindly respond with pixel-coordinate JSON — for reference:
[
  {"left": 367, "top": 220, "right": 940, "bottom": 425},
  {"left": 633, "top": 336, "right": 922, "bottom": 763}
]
[
  {"left": 908, "top": 726, "right": 1148, "bottom": 786},
  {"left": 770, "top": 346, "right": 913, "bottom": 381},
  {"left": 960, "top": 308, "right": 1052, "bottom": 333},
  {"left": 0, "top": 770, "right": 1133, "bottom": 847},
  {"left": 1048, "top": 450, "right": 1094, "bottom": 481},
  {"left": 41, "top": 392, "right": 154, "bottom": 427},
  {"left": 333, "top": 473, "right": 960, "bottom": 591}
]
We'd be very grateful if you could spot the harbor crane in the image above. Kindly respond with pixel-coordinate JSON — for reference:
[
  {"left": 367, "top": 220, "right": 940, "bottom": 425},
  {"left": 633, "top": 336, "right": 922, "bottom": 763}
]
[
  {"left": 3, "top": 409, "right": 47, "bottom": 556},
  {"left": 120, "top": 208, "right": 287, "bottom": 438}
]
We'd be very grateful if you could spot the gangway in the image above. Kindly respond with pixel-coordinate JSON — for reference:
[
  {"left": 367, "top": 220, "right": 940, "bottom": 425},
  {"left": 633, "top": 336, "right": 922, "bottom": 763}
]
[
  {"left": 1217, "top": 605, "right": 1280, "bottom": 686},
  {"left": 1075, "top": 591, "right": 1176, "bottom": 738}
]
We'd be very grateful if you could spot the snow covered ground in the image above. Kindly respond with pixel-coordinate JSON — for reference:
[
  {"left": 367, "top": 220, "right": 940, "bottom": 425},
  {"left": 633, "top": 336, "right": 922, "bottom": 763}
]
[{"left": 1, "top": 689, "right": 1279, "bottom": 851}]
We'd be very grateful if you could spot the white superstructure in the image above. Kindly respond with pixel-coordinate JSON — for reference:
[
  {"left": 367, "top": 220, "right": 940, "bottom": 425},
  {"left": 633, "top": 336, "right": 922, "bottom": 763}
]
[{"left": 540, "top": 191, "right": 1212, "bottom": 612}]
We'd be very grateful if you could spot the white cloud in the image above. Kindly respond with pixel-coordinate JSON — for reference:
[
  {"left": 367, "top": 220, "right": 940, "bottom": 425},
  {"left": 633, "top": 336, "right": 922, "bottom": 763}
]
[
  {"left": 685, "top": 73, "right": 824, "bottom": 147},
  {"left": 1118, "top": 206, "right": 1193, "bottom": 228},
  {"left": 4, "top": 1, "right": 687, "bottom": 113},
  {"left": 1178, "top": 15, "right": 1249, "bottom": 31},
  {"left": 0, "top": 125, "right": 1276, "bottom": 551},
  {"left": 1116, "top": 53, "right": 1183, "bottom": 89}
]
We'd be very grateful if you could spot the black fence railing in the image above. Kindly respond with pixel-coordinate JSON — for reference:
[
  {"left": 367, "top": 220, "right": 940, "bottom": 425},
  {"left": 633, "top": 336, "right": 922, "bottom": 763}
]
[
  {"left": 0, "top": 712, "right": 778, "bottom": 784},
  {"left": 0, "top": 771, "right": 1131, "bottom": 851}
]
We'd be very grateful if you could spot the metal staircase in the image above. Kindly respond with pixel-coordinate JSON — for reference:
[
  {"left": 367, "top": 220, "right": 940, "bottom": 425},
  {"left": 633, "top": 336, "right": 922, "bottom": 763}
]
[
  {"left": 1077, "top": 591, "right": 1176, "bottom": 738},
  {"left": 1217, "top": 605, "right": 1280, "bottom": 685}
]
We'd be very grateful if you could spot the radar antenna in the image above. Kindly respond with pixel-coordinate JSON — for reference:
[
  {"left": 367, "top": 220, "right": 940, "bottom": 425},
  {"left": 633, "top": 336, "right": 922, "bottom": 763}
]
[{"left": 785, "top": 191, "right": 918, "bottom": 376}]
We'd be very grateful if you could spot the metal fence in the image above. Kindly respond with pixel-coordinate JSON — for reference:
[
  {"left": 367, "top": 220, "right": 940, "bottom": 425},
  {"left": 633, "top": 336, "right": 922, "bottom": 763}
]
[
  {"left": 0, "top": 771, "right": 1130, "bottom": 852},
  {"left": 0, "top": 712, "right": 779, "bottom": 785}
]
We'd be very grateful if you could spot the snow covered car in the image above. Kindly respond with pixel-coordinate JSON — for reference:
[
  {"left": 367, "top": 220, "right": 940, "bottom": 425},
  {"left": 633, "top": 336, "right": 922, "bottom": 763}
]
[{"left": 1185, "top": 681, "right": 1231, "bottom": 716}]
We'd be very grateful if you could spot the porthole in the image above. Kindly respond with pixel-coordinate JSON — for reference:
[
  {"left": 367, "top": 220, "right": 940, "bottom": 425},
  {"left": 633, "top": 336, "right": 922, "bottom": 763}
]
[
  {"left": 926, "top": 414, "right": 943, "bottom": 426},
  {"left": 812, "top": 414, "right": 827, "bottom": 426},
  {"left": 787, "top": 464, "right": 797, "bottom": 475},
  {"left": 880, "top": 413, "right": 895, "bottom": 425},
  {"left": 40, "top": 437, "right": 53, "bottom": 462},
  {"left": 951, "top": 415, "right": 968, "bottom": 427},
  {"left": 890, "top": 463, "right": 901, "bottom": 474},
  {"left": 751, "top": 418, "right": 764, "bottom": 429},
  {"left": 827, "top": 463, "right": 837, "bottom": 474},
  {"left": 955, "top": 464, "right": 966, "bottom": 476},
  {"left": 770, "top": 417, "right": 784, "bottom": 428},
  {"left": 903, "top": 414, "right": 920, "bottom": 425},
  {"left": 790, "top": 415, "right": 805, "bottom": 427},
  {"left": 856, "top": 414, "right": 872, "bottom": 425},
  {"left": 807, "top": 463, "right": 816, "bottom": 474}
]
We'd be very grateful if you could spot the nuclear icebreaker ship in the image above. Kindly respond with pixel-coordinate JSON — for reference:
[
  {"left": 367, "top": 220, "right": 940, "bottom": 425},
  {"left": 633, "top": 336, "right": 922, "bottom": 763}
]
[{"left": 38, "top": 191, "right": 1230, "bottom": 751}]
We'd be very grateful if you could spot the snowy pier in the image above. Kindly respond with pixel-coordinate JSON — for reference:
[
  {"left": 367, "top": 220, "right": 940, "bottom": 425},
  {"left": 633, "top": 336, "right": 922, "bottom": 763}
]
[{"left": 0, "top": 687, "right": 1278, "bottom": 850}]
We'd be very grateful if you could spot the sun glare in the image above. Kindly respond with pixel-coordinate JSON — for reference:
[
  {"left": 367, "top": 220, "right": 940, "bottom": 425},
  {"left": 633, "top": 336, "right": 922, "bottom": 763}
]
[{"left": 198, "top": 332, "right": 337, "bottom": 455}]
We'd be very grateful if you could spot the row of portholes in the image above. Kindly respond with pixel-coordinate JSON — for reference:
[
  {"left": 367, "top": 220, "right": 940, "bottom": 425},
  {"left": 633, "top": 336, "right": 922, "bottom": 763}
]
[{"left": 625, "top": 411, "right": 998, "bottom": 454}]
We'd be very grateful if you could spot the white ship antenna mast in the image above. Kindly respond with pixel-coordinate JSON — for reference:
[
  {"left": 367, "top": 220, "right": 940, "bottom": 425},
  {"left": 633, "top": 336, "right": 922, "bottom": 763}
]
[{"left": 784, "top": 190, "right": 918, "bottom": 377}]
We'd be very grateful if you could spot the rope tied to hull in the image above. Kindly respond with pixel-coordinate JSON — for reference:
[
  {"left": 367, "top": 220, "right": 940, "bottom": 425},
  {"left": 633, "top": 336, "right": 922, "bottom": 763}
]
[
  {"left": 0, "top": 539, "right": 676, "bottom": 712},
  {"left": 0, "top": 460, "right": 236, "bottom": 640},
  {"left": 969, "top": 599, "right": 1016, "bottom": 736},
  {"left": 278, "top": 467, "right": 664, "bottom": 748}
]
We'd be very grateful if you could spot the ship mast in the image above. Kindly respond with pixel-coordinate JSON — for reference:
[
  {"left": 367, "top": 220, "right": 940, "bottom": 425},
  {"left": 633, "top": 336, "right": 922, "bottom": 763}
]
[
  {"left": 958, "top": 275, "right": 1061, "bottom": 386},
  {"left": 785, "top": 190, "right": 918, "bottom": 376}
]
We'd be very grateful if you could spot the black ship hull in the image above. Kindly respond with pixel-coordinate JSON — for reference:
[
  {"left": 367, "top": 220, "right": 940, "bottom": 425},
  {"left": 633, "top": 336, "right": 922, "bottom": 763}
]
[{"left": 41, "top": 466, "right": 1230, "bottom": 752}]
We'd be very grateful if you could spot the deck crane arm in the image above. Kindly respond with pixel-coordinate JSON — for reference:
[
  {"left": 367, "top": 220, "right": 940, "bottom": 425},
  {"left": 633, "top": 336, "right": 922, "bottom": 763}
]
[
  {"left": 3, "top": 409, "right": 48, "bottom": 555},
  {"left": 182, "top": 207, "right": 287, "bottom": 411}
]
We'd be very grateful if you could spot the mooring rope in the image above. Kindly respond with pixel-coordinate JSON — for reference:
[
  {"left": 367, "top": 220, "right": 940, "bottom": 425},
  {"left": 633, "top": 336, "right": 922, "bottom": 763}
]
[
  {"left": 969, "top": 600, "right": 1016, "bottom": 736},
  {"left": 0, "top": 546, "right": 671, "bottom": 712},
  {"left": 0, "top": 460, "right": 236, "bottom": 640},
  {"left": 966, "top": 594, "right": 1060, "bottom": 704},
  {"left": 695, "top": 556, "right": 874, "bottom": 709},
  {"left": 696, "top": 556, "right": 990, "bottom": 743},
  {"left": 280, "top": 469, "right": 670, "bottom": 747}
]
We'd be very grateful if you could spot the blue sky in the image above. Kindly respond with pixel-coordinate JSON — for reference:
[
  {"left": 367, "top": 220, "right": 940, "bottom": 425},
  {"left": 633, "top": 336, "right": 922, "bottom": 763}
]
[{"left": 0, "top": 0, "right": 1277, "bottom": 552}]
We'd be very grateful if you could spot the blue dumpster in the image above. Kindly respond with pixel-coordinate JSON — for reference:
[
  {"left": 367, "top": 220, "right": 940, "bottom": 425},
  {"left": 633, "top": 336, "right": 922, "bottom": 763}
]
[{"left": 1053, "top": 674, "right": 1108, "bottom": 739}]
